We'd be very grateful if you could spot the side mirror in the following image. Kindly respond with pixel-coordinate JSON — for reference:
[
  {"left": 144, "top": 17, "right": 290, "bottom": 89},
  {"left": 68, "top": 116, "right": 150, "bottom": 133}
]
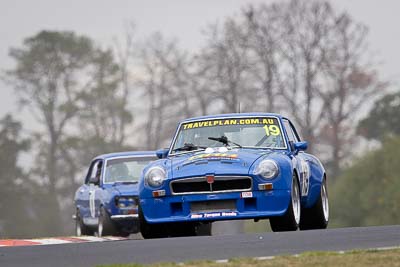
[
  {"left": 293, "top": 141, "right": 308, "bottom": 152},
  {"left": 156, "top": 148, "right": 169, "bottom": 159}
]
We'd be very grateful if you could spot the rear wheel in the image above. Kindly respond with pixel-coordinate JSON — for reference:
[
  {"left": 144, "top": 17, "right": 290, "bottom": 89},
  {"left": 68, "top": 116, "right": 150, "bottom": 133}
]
[
  {"left": 300, "top": 177, "right": 329, "bottom": 230},
  {"left": 270, "top": 175, "right": 300, "bottom": 232},
  {"left": 75, "top": 210, "right": 94, "bottom": 236},
  {"left": 98, "top": 207, "right": 117, "bottom": 237}
]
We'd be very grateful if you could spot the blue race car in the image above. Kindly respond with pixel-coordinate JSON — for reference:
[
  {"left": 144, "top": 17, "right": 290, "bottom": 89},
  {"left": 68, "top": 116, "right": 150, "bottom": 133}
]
[
  {"left": 74, "top": 151, "right": 156, "bottom": 237},
  {"left": 139, "top": 113, "right": 329, "bottom": 238}
]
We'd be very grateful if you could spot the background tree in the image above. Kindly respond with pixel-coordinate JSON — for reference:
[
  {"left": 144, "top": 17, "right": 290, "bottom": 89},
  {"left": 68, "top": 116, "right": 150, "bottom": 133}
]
[
  {"left": 137, "top": 33, "right": 193, "bottom": 149},
  {"left": 318, "top": 11, "right": 386, "bottom": 176},
  {"left": 6, "top": 30, "right": 132, "bottom": 235},
  {"left": 330, "top": 136, "right": 400, "bottom": 227},
  {"left": 243, "top": 4, "right": 283, "bottom": 112},
  {"left": 197, "top": 19, "right": 253, "bottom": 113},
  {"left": 77, "top": 48, "right": 132, "bottom": 152},
  {"left": 357, "top": 91, "right": 400, "bottom": 141},
  {"left": 58, "top": 48, "right": 134, "bottom": 225},
  {"left": 0, "top": 115, "right": 32, "bottom": 238},
  {"left": 6, "top": 31, "right": 94, "bottom": 234}
]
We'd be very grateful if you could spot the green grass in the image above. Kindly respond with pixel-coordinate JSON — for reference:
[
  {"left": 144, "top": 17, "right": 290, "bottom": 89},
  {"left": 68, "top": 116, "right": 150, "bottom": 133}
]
[{"left": 98, "top": 248, "right": 400, "bottom": 267}]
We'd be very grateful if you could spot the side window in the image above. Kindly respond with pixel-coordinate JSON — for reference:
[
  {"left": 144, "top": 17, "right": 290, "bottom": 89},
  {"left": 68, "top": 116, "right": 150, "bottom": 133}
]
[
  {"left": 288, "top": 121, "right": 301, "bottom": 142},
  {"left": 283, "top": 120, "right": 297, "bottom": 143},
  {"left": 85, "top": 160, "right": 103, "bottom": 185}
]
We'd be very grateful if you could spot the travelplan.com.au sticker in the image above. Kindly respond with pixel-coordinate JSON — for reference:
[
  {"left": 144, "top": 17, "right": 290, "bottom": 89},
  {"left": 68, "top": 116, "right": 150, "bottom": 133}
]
[
  {"left": 182, "top": 118, "right": 277, "bottom": 130},
  {"left": 190, "top": 212, "right": 238, "bottom": 219}
]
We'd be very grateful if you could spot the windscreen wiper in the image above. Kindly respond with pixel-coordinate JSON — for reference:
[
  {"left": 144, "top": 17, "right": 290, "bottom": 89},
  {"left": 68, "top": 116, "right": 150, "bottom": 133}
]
[
  {"left": 112, "top": 181, "right": 138, "bottom": 186},
  {"left": 172, "top": 143, "right": 206, "bottom": 152},
  {"left": 208, "top": 136, "right": 242, "bottom": 148}
]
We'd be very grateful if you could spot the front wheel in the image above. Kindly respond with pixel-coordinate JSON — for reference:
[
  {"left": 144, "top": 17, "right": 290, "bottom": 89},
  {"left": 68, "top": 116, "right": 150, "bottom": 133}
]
[
  {"left": 98, "top": 207, "right": 117, "bottom": 237},
  {"left": 270, "top": 175, "right": 301, "bottom": 232},
  {"left": 139, "top": 206, "right": 168, "bottom": 239},
  {"left": 300, "top": 177, "right": 329, "bottom": 230},
  {"left": 75, "top": 210, "right": 94, "bottom": 236}
]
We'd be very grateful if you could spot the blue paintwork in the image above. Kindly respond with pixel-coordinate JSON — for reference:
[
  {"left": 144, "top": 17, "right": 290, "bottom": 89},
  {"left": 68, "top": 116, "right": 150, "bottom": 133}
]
[
  {"left": 74, "top": 151, "right": 156, "bottom": 231},
  {"left": 139, "top": 113, "right": 326, "bottom": 224},
  {"left": 156, "top": 148, "right": 169, "bottom": 159},
  {"left": 294, "top": 141, "right": 308, "bottom": 152}
]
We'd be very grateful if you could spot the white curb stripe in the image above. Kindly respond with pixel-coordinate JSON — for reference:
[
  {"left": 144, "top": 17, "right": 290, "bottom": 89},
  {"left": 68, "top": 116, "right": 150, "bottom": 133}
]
[
  {"left": 0, "top": 236, "right": 129, "bottom": 247},
  {"left": 103, "top": 236, "right": 127, "bottom": 241},
  {"left": 71, "top": 236, "right": 111, "bottom": 242},
  {"left": 29, "top": 239, "right": 72, "bottom": 245}
]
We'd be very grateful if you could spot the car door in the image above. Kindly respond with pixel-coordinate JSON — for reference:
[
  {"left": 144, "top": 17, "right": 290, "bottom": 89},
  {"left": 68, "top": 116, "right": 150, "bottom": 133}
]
[
  {"left": 282, "top": 119, "right": 310, "bottom": 197},
  {"left": 80, "top": 159, "right": 103, "bottom": 225},
  {"left": 75, "top": 162, "right": 94, "bottom": 220}
]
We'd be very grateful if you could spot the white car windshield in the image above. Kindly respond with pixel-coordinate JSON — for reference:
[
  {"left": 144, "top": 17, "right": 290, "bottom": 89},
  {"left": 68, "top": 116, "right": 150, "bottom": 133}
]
[
  {"left": 171, "top": 117, "right": 286, "bottom": 153},
  {"left": 103, "top": 157, "right": 154, "bottom": 183}
]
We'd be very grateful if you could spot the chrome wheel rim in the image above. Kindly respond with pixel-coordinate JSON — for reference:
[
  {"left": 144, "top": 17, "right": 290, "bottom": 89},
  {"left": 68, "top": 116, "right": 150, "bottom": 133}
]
[
  {"left": 322, "top": 180, "right": 329, "bottom": 222},
  {"left": 292, "top": 179, "right": 301, "bottom": 225},
  {"left": 98, "top": 218, "right": 103, "bottom": 237},
  {"left": 76, "top": 221, "right": 82, "bottom": 237}
]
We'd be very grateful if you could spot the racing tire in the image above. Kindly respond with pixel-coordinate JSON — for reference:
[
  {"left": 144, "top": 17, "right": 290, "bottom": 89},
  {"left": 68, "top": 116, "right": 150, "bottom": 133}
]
[
  {"left": 139, "top": 206, "right": 168, "bottom": 239},
  {"left": 196, "top": 223, "right": 212, "bottom": 236},
  {"left": 98, "top": 206, "right": 117, "bottom": 237},
  {"left": 75, "top": 210, "right": 94, "bottom": 236},
  {"left": 299, "top": 177, "right": 329, "bottom": 230},
  {"left": 270, "top": 175, "right": 301, "bottom": 232},
  {"left": 169, "top": 223, "right": 197, "bottom": 237}
]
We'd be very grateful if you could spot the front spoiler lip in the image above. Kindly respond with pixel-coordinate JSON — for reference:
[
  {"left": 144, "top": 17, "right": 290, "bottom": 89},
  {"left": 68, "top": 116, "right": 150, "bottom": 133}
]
[{"left": 145, "top": 210, "right": 285, "bottom": 224}]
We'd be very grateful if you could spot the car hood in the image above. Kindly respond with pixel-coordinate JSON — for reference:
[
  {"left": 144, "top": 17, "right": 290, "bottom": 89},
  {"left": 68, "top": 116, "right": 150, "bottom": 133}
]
[
  {"left": 108, "top": 183, "right": 139, "bottom": 196},
  {"left": 169, "top": 148, "right": 276, "bottom": 179}
]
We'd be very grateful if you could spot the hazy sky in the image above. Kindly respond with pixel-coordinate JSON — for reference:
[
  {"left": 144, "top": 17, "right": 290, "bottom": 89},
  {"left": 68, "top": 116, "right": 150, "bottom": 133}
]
[{"left": 1, "top": 0, "right": 399, "bottom": 126}]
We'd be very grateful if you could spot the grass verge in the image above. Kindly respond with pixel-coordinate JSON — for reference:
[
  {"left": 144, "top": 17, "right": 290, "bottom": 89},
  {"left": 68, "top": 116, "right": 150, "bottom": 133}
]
[{"left": 98, "top": 247, "right": 400, "bottom": 267}]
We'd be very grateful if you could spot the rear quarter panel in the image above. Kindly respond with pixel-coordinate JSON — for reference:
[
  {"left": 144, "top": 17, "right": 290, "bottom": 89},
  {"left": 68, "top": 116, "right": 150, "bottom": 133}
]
[{"left": 302, "top": 153, "right": 325, "bottom": 208}]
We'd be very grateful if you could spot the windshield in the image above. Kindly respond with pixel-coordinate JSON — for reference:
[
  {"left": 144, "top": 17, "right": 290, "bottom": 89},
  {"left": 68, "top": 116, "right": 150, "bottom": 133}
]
[
  {"left": 103, "top": 157, "right": 154, "bottom": 184},
  {"left": 171, "top": 117, "right": 286, "bottom": 154}
]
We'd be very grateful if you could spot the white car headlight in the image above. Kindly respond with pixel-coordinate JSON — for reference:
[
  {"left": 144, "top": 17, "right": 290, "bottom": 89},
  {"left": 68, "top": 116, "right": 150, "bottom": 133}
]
[
  {"left": 254, "top": 160, "right": 279, "bottom": 179},
  {"left": 145, "top": 167, "right": 166, "bottom": 188}
]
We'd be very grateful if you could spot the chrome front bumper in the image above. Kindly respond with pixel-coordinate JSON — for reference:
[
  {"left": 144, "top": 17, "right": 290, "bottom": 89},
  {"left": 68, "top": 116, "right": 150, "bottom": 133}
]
[{"left": 110, "top": 214, "right": 139, "bottom": 220}]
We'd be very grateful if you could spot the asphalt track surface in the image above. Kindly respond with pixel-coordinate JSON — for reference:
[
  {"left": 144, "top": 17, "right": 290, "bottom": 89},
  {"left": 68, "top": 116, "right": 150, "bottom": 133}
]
[{"left": 1, "top": 225, "right": 399, "bottom": 267}]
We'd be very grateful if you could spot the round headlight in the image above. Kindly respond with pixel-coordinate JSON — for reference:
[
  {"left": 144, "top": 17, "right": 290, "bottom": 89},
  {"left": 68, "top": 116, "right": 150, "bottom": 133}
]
[
  {"left": 145, "top": 167, "right": 166, "bottom": 188},
  {"left": 254, "top": 160, "right": 279, "bottom": 179}
]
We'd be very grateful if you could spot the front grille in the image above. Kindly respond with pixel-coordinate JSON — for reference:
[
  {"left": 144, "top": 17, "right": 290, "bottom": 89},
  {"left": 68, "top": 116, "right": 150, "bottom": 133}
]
[
  {"left": 170, "top": 176, "right": 252, "bottom": 195},
  {"left": 191, "top": 199, "right": 236, "bottom": 213}
]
